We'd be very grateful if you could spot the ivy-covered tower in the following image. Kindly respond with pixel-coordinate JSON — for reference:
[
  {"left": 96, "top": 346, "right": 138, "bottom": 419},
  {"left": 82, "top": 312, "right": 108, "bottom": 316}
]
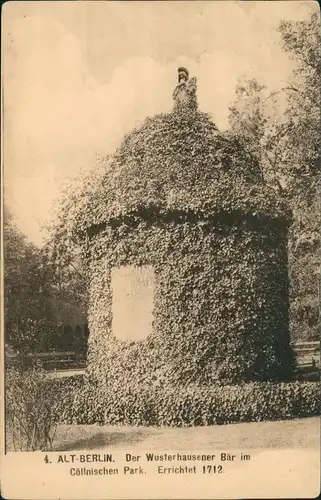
[{"left": 83, "top": 68, "right": 294, "bottom": 388}]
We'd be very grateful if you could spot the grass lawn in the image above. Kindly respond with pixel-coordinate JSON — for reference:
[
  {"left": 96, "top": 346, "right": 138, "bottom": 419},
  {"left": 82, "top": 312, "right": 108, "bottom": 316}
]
[{"left": 51, "top": 417, "right": 320, "bottom": 452}]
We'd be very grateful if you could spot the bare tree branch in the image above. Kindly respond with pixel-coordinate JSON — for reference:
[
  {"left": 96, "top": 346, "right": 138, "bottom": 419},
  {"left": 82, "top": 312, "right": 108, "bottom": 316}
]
[{"left": 263, "top": 86, "right": 299, "bottom": 103}]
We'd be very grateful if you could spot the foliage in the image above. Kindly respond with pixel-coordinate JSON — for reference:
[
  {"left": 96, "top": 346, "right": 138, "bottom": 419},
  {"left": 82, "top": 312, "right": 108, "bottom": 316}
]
[
  {"left": 46, "top": 56, "right": 295, "bottom": 402},
  {"left": 228, "top": 79, "right": 269, "bottom": 158},
  {"left": 228, "top": 11, "right": 320, "bottom": 342},
  {"left": 4, "top": 205, "right": 88, "bottom": 353},
  {"left": 87, "top": 218, "right": 294, "bottom": 389},
  {"left": 47, "top": 375, "right": 100, "bottom": 425},
  {"left": 4, "top": 207, "right": 57, "bottom": 351},
  {"left": 52, "top": 110, "right": 288, "bottom": 249},
  {"left": 229, "top": 12, "right": 320, "bottom": 197},
  {"left": 279, "top": 12, "right": 321, "bottom": 342},
  {"left": 5, "top": 357, "right": 58, "bottom": 451},
  {"left": 81, "top": 99, "right": 294, "bottom": 393},
  {"left": 46, "top": 16, "right": 321, "bottom": 415},
  {"left": 278, "top": 11, "right": 320, "bottom": 195},
  {"left": 50, "top": 376, "right": 320, "bottom": 426},
  {"left": 44, "top": 158, "right": 107, "bottom": 279}
]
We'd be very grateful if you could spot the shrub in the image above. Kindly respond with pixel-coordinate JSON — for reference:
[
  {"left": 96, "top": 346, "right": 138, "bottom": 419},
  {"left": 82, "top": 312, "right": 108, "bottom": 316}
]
[
  {"left": 47, "top": 375, "right": 105, "bottom": 425},
  {"left": 50, "top": 376, "right": 320, "bottom": 427},
  {"left": 5, "top": 357, "right": 58, "bottom": 451}
]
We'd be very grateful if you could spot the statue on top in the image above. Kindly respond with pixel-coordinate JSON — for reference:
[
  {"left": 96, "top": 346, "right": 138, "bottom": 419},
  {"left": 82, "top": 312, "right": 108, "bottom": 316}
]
[{"left": 173, "top": 67, "right": 197, "bottom": 111}]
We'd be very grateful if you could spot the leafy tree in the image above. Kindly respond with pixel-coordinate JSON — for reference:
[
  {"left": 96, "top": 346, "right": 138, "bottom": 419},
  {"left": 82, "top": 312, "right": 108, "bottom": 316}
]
[
  {"left": 4, "top": 205, "right": 88, "bottom": 354},
  {"left": 41, "top": 168, "right": 96, "bottom": 350},
  {"left": 228, "top": 79, "right": 268, "bottom": 147},
  {"left": 4, "top": 206, "right": 56, "bottom": 351},
  {"left": 278, "top": 12, "right": 320, "bottom": 197},
  {"left": 228, "top": 11, "right": 320, "bottom": 341},
  {"left": 273, "top": 11, "right": 320, "bottom": 342},
  {"left": 43, "top": 157, "right": 108, "bottom": 299}
]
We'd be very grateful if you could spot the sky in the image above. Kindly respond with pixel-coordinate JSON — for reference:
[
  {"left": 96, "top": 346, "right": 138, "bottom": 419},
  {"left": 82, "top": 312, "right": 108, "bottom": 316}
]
[{"left": 2, "top": 1, "right": 317, "bottom": 246}]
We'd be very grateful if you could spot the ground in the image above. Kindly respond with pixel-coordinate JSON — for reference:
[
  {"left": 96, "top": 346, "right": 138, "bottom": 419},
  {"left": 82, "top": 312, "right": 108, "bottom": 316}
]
[{"left": 51, "top": 417, "right": 320, "bottom": 452}]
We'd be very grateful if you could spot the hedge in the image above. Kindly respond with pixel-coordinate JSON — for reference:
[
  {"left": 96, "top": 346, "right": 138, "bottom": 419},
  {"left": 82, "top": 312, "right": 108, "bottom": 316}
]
[{"left": 49, "top": 376, "right": 320, "bottom": 427}]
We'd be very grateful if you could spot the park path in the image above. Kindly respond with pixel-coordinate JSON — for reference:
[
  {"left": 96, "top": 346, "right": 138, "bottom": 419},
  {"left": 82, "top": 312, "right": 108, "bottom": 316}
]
[{"left": 53, "top": 416, "right": 320, "bottom": 451}]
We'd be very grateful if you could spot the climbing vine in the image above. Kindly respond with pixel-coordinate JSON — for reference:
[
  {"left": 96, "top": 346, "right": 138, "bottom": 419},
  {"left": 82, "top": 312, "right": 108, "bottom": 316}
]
[{"left": 50, "top": 104, "right": 294, "bottom": 403}]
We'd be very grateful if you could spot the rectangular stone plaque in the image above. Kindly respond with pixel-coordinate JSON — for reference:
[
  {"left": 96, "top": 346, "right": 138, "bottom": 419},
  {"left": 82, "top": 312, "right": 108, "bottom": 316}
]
[{"left": 111, "top": 265, "right": 155, "bottom": 341}]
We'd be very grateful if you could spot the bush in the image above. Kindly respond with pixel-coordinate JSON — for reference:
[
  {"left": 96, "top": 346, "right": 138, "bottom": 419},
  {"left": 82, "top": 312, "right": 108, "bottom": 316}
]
[
  {"left": 5, "top": 357, "right": 59, "bottom": 451},
  {"left": 46, "top": 374, "right": 102, "bottom": 425},
  {"left": 50, "top": 376, "right": 320, "bottom": 427}
]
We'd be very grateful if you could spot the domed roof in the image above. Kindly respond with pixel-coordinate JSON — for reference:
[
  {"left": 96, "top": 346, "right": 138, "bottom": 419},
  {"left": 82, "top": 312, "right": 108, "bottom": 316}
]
[{"left": 82, "top": 70, "right": 289, "bottom": 235}]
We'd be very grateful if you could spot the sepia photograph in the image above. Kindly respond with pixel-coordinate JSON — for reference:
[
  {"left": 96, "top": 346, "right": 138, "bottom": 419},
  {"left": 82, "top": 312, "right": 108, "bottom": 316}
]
[{"left": 1, "top": 1, "right": 320, "bottom": 498}]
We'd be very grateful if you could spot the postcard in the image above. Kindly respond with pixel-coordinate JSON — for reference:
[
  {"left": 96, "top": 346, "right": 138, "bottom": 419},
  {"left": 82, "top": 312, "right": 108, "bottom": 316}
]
[{"left": 1, "top": 1, "right": 320, "bottom": 498}]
